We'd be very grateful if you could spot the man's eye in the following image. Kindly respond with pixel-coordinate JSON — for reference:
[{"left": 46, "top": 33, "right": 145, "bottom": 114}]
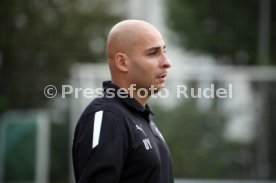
[{"left": 149, "top": 51, "right": 157, "bottom": 55}]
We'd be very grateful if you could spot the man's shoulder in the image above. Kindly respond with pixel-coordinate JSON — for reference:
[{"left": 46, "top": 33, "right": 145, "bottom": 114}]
[
  {"left": 75, "top": 97, "right": 126, "bottom": 132},
  {"left": 82, "top": 96, "right": 128, "bottom": 117}
]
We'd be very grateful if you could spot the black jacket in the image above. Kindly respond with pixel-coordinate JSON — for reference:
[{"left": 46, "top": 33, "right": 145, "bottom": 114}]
[{"left": 72, "top": 81, "right": 174, "bottom": 183}]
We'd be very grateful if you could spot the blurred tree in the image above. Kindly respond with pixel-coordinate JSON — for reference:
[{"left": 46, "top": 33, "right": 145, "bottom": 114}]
[
  {"left": 166, "top": 0, "right": 275, "bottom": 65},
  {"left": 0, "top": 0, "right": 122, "bottom": 111},
  {"left": 153, "top": 100, "right": 254, "bottom": 179},
  {"left": 166, "top": 0, "right": 276, "bottom": 179}
]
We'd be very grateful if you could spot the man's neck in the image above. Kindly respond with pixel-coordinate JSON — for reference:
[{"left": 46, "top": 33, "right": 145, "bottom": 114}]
[
  {"left": 131, "top": 92, "right": 149, "bottom": 107},
  {"left": 111, "top": 80, "right": 149, "bottom": 107}
]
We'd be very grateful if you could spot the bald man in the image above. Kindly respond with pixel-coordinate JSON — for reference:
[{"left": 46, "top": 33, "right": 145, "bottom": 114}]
[{"left": 72, "top": 20, "right": 173, "bottom": 183}]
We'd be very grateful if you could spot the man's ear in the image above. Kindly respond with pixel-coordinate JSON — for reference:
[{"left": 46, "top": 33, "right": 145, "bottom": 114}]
[{"left": 114, "top": 52, "right": 128, "bottom": 72}]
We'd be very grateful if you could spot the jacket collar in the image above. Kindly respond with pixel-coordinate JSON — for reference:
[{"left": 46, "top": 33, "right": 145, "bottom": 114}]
[{"left": 102, "top": 81, "right": 154, "bottom": 116}]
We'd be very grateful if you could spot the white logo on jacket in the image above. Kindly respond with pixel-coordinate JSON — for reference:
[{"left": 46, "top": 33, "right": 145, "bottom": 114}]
[
  {"left": 136, "top": 124, "right": 147, "bottom": 136},
  {"left": 135, "top": 124, "right": 153, "bottom": 150},
  {"left": 143, "top": 138, "right": 152, "bottom": 150}
]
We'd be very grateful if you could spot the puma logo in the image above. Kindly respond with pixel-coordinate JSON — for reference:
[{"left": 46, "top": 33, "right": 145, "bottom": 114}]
[{"left": 136, "top": 124, "right": 147, "bottom": 136}]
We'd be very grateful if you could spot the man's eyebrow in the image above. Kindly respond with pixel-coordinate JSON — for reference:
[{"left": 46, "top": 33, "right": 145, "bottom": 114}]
[{"left": 146, "top": 45, "right": 166, "bottom": 52}]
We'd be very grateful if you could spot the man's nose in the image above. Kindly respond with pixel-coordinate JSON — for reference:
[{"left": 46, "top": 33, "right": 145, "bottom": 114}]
[{"left": 160, "top": 55, "right": 172, "bottom": 69}]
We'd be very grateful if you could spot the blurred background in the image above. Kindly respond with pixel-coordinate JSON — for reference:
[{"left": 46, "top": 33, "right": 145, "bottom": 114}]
[{"left": 0, "top": 0, "right": 276, "bottom": 182}]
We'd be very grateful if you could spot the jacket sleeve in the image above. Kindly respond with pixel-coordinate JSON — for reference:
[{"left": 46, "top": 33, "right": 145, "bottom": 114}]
[{"left": 73, "top": 110, "right": 128, "bottom": 183}]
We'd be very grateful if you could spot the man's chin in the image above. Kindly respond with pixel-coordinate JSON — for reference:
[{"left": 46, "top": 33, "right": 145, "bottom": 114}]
[
  {"left": 157, "top": 82, "right": 166, "bottom": 88},
  {"left": 152, "top": 84, "right": 165, "bottom": 93}
]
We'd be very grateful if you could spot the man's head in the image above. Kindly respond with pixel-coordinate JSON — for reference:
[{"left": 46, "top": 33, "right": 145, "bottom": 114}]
[{"left": 106, "top": 20, "right": 172, "bottom": 95}]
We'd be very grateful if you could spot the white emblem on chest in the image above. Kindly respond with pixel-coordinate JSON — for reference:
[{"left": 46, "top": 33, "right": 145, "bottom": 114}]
[
  {"left": 143, "top": 138, "right": 152, "bottom": 150},
  {"left": 136, "top": 124, "right": 147, "bottom": 136},
  {"left": 135, "top": 124, "right": 152, "bottom": 150}
]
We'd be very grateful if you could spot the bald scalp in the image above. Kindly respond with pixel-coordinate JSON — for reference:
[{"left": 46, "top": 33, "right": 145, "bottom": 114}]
[{"left": 106, "top": 20, "right": 160, "bottom": 62}]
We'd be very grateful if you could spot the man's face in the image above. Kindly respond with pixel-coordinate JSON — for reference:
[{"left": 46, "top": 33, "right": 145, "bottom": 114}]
[{"left": 127, "top": 29, "right": 172, "bottom": 93}]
